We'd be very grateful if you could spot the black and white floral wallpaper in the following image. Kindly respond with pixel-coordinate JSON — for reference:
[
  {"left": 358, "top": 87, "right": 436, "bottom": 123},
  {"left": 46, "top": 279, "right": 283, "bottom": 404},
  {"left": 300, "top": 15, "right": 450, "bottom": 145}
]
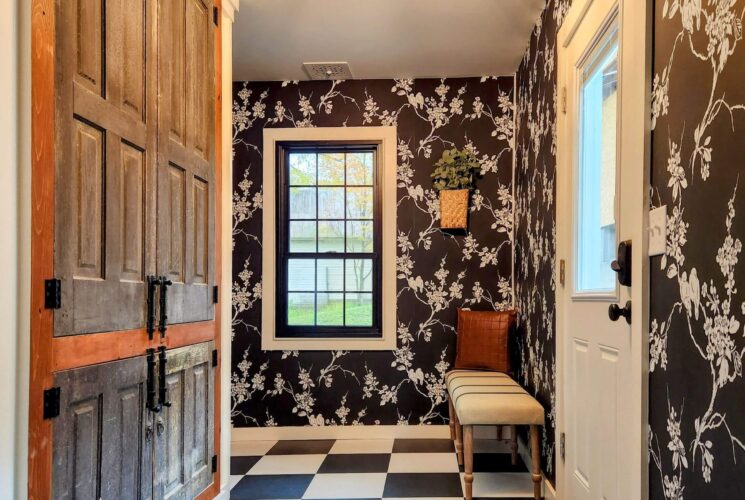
[
  {"left": 648, "top": 0, "right": 745, "bottom": 498},
  {"left": 514, "top": 0, "right": 571, "bottom": 485},
  {"left": 231, "top": 78, "right": 516, "bottom": 427}
]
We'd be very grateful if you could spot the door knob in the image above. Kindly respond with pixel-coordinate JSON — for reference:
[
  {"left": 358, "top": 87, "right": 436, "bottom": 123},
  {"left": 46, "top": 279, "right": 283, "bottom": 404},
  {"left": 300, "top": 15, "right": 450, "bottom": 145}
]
[{"left": 608, "top": 301, "right": 632, "bottom": 324}]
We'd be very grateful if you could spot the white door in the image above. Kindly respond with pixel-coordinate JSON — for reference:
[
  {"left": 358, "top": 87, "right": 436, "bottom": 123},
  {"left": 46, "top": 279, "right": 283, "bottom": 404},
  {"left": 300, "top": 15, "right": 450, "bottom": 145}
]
[{"left": 556, "top": 0, "right": 650, "bottom": 499}]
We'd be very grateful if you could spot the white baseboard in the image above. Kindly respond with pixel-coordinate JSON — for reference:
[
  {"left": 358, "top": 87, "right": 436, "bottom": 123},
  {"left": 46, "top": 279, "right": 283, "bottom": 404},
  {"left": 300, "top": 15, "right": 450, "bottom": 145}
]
[
  {"left": 232, "top": 424, "right": 450, "bottom": 441},
  {"left": 517, "top": 435, "right": 557, "bottom": 500},
  {"left": 213, "top": 484, "right": 231, "bottom": 500}
]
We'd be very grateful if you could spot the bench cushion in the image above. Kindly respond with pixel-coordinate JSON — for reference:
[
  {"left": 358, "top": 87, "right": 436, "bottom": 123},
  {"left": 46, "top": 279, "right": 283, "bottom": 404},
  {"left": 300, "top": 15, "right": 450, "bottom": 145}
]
[{"left": 445, "top": 370, "right": 545, "bottom": 426}]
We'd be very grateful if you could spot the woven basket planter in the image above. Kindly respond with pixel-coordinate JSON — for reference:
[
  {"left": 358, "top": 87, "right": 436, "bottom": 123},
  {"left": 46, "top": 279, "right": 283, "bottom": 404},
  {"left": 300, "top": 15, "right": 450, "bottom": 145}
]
[{"left": 439, "top": 189, "right": 469, "bottom": 229}]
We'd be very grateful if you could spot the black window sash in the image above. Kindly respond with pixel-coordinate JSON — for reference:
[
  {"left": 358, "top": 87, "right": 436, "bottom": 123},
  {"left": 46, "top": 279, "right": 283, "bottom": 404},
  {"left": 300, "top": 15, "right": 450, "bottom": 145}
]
[{"left": 275, "top": 142, "right": 383, "bottom": 339}]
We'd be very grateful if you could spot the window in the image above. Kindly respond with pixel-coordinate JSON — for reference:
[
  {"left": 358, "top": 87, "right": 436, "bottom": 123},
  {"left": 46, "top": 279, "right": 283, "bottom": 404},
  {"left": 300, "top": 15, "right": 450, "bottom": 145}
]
[
  {"left": 277, "top": 144, "right": 381, "bottom": 338},
  {"left": 261, "top": 126, "right": 397, "bottom": 351},
  {"left": 575, "top": 25, "right": 619, "bottom": 294}
]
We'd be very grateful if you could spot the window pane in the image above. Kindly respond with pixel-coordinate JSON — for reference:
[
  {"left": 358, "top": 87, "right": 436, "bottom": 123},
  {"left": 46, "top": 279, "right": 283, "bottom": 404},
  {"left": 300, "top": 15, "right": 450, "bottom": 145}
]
[
  {"left": 576, "top": 29, "right": 618, "bottom": 293},
  {"left": 345, "top": 293, "right": 372, "bottom": 326},
  {"left": 318, "top": 187, "right": 345, "bottom": 219},
  {"left": 346, "top": 152, "right": 374, "bottom": 185},
  {"left": 345, "top": 259, "right": 373, "bottom": 291},
  {"left": 290, "top": 187, "right": 316, "bottom": 219},
  {"left": 318, "top": 221, "right": 344, "bottom": 252},
  {"left": 318, "top": 152, "right": 345, "bottom": 185},
  {"left": 346, "top": 187, "right": 373, "bottom": 219},
  {"left": 287, "top": 293, "right": 315, "bottom": 325},
  {"left": 289, "top": 221, "right": 316, "bottom": 252},
  {"left": 289, "top": 153, "right": 316, "bottom": 185},
  {"left": 287, "top": 259, "right": 315, "bottom": 291},
  {"left": 317, "top": 293, "right": 344, "bottom": 325},
  {"left": 346, "top": 221, "right": 373, "bottom": 252},
  {"left": 317, "top": 259, "right": 344, "bottom": 291}
]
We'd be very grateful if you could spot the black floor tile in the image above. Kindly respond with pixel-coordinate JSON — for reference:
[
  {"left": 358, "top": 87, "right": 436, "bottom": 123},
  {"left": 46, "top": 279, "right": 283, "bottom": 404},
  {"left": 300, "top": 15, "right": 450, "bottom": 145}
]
[
  {"left": 230, "top": 474, "right": 314, "bottom": 499},
  {"left": 266, "top": 439, "right": 336, "bottom": 455},
  {"left": 230, "top": 455, "right": 261, "bottom": 475},
  {"left": 472, "top": 452, "right": 528, "bottom": 473},
  {"left": 391, "top": 438, "right": 455, "bottom": 453},
  {"left": 383, "top": 472, "right": 463, "bottom": 497},
  {"left": 317, "top": 453, "right": 391, "bottom": 473}
]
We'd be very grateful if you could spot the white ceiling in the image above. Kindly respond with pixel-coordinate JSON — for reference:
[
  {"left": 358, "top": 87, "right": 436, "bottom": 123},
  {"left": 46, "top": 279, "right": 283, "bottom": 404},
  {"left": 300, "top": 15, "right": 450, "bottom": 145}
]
[{"left": 233, "top": 0, "right": 546, "bottom": 81}]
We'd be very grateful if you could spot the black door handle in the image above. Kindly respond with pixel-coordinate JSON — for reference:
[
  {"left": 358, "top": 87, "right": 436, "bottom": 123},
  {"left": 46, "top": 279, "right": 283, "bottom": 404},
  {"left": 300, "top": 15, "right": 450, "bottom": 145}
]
[
  {"left": 158, "top": 276, "right": 173, "bottom": 338},
  {"left": 608, "top": 301, "right": 632, "bottom": 324},
  {"left": 157, "top": 346, "right": 172, "bottom": 409},
  {"left": 146, "top": 276, "right": 159, "bottom": 340},
  {"left": 146, "top": 348, "right": 161, "bottom": 413}
]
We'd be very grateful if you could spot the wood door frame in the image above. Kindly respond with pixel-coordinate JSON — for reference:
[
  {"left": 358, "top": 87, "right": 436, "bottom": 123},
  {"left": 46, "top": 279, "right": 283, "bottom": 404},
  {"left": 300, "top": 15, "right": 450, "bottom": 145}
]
[
  {"left": 28, "top": 0, "right": 223, "bottom": 497},
  {"left": 555, "top": 0, "right": 652, "bottom": 498}
]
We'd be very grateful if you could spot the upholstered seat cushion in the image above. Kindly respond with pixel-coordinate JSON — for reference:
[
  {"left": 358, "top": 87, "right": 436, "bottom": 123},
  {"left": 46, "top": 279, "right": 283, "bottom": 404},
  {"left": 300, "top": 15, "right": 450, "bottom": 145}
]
[{"left": 445, "top": 370, "right": 545, "bottom": 426}]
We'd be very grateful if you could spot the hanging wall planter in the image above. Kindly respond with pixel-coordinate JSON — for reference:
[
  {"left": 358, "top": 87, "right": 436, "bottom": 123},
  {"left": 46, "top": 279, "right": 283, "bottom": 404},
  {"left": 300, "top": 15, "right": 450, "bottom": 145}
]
[{"left": 432, "top": 148, "right": 481, "bottom": 230}]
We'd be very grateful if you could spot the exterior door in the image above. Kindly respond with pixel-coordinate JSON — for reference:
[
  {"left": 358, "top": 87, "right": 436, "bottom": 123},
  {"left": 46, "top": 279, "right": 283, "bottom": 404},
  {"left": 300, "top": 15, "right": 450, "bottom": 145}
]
[
  {"left": 154, "top": 342, "right": 215, "bottom": 499},
  {"left": 556, "top": 0, "right": 650, "bottom": 498},
  {"left": 52, "top": 356, "right": 154, "bottom": 499},
  {"left": 54, "top": 0, "right": 157, "bottom": 336},
  {"left": 157, "top": 0, "right": 216, "bottom": 326}
]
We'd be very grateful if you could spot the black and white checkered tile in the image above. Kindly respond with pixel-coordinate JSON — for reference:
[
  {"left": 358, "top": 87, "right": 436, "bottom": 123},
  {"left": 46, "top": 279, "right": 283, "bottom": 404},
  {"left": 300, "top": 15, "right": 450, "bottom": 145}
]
[{"left": 230, "top": 438, "right": 538, "bottom": 500}]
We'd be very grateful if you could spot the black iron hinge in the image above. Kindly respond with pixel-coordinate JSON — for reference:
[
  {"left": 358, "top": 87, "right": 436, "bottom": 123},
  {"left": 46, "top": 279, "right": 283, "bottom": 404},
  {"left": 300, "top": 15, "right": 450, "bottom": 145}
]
[
  {"left": 213, "top": 285, "right": 219, "bottom": 304},
  {"left": 212, "top": 349, "right": 218, "bottom": 367},
  {"left": 560, "top": 432, "right": 566, "bottom": 461},
  {"left": 211, "top": 455, "right": 218, "bottom": 473},
  {"left": 213, "top": 6, "right": 219, "bottom": 26},
  {"left": 44, "top": 279, "right": 61, "bottom": 309},
  {"left": 43, "top": 387, "right": 61, "bottom": 419}
]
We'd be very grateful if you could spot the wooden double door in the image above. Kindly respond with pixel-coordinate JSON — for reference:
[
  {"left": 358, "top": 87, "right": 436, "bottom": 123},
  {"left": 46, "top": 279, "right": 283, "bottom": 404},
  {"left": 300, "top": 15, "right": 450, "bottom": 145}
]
[{"left": 37, "top": 0, "right": 220, "bottom": 498}]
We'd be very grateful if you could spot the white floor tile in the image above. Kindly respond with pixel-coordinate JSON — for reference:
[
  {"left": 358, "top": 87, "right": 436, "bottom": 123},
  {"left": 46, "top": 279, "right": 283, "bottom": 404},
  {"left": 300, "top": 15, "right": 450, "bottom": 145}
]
[
  {"left": 388, "top": 452, "right": 460, "bottom": 473},
  {"left": 328, "top": 438, "right": 394, "bottom": 455},
  {"left": 231, "top": 439, "right": 277, "bottom": 456},
  {"left": 384, "top": 498, "right": 462, "bottom": 500},
  {"left": 461, "top": 472, "right": 535, "bottom": 497},
  {"left": 246, "top": 454, "right": 326, "bottom": 475},
  {"left": 302, "top": 473, "right": 387, "bottom": 499},
  {"left": 229, "top": 474, "right": 244, "bottom": 490}
]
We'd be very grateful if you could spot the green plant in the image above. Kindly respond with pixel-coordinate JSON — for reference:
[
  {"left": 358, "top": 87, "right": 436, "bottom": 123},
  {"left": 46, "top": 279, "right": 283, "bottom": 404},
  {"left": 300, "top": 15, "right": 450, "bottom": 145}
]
[{"left": 430, "top": 148, "right": 481, "bottom": 191}]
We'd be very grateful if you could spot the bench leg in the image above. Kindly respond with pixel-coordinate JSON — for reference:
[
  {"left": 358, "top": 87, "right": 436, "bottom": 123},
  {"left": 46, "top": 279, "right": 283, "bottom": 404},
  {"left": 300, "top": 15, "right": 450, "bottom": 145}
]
[
  {"left": 530, "top": 425, "right": 541, "bottom": 500},
  {"left": 496, "top": 424, "right": 502, "bottom": 441},
  {"left": 510, "top": 425, "right": 518, "bottom": 465},
  {"left": 454, "top": 411, "right": 463, "bottom": 466},
  {"left": 464, "top": 424, "right": 474, "bottom": 500},
  {"left": 448, "top": 398, "right": 455, "bottom": 440}
]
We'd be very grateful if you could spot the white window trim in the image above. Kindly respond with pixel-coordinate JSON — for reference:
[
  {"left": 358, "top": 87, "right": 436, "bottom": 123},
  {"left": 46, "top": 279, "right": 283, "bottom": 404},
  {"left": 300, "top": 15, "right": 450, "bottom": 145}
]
[{"left": 261, "top": 126, "right": 398, "bottom": 351}]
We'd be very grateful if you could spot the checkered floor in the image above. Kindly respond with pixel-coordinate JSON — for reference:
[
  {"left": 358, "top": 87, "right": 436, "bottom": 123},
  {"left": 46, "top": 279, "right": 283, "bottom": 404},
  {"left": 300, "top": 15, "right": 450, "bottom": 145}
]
[{"left": 230, "top": 438, "right": 539, "bottom": 499}]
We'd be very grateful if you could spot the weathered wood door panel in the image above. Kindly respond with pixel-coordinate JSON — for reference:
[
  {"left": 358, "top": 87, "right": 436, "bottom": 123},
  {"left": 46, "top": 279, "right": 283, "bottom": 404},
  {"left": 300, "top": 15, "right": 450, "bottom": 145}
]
[
  {"left": 52, "top": 356, "right": 154, "bottom": 499},
  {"left": 157, "top": 0, "right": 216, "bottom": 325},
  {"left": 154, "top": 342, "right": 215, "bottom": 499},
  {"left": 55, "top": 0, "right": 158, "bottom": 336}
]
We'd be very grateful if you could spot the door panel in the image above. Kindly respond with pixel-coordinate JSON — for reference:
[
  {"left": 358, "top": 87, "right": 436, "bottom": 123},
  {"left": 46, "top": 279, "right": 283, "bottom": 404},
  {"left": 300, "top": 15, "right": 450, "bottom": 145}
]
[
  {"left": 55, "top": 0, "right": 157, "bottom": 336},
  {"left": 154, "top": 342, "right": 215, "bottom": 500},
  {"left": 52, "top": 355, "right": 153, "bottom": 500},
  {"left": 157, "top": 0, "right": 215, "bottom": 325}
]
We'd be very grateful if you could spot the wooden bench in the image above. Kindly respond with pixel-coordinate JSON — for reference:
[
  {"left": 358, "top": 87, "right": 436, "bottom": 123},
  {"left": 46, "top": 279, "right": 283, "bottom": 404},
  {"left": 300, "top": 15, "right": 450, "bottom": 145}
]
[{"left": 446, "top": 370, "right": 544, "bottom": 500}]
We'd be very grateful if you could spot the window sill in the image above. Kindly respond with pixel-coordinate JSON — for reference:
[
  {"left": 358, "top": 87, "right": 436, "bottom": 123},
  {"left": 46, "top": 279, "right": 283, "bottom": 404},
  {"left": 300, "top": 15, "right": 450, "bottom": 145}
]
[{"left": 261, "top": 334, "right": 396, "bottom": 351}]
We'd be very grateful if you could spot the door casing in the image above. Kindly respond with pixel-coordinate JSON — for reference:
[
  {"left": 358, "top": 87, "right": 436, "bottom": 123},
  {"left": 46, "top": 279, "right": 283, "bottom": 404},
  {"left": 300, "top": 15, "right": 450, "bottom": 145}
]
[{"left": 555, "top": 0, "right": 652, "bottom": 498}]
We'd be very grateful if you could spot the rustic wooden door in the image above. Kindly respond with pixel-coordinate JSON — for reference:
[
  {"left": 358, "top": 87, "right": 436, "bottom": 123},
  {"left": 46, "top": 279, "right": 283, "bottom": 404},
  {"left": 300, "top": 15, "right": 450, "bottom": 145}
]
[
  {"left": 157, "top": 0, "right": 216, "bottom": 326},
  {"left": 52, "top": 355, "right": 154, "bottom": 499},
  {"left": 54, "top": 0, "right": 158, "bottom": 336},
  {"left": 154, "top": 342, "right": 215, "bottom": 499}
]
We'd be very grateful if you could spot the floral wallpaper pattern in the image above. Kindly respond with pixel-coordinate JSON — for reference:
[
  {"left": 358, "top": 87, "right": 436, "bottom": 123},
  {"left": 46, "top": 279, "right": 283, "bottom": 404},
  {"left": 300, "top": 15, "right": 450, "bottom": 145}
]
[
  {"left": 648, "top": 0, "right": 745, "bottom": 498},
  {"left": 514, "top": 0, "right": 571, "bottom": 485},
  {"left": 231, "top": 78, "right": 516, "bottom": 427}
]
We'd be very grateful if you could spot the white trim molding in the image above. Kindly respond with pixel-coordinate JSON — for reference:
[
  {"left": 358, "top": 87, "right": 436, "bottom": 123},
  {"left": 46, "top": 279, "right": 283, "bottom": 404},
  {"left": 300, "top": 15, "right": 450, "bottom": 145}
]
[
  {"left": 232, "top": 424, "right": 449, "bottom": 442},
  {"left": 261, "top": 126, "right": 398, "bottom": 351}
]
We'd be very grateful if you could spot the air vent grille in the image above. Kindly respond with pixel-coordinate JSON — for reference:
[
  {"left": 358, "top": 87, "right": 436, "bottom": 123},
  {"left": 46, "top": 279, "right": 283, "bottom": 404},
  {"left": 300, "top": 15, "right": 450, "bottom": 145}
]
[{"left": 302, "top": 62, "right": 353, "bottom": 80}]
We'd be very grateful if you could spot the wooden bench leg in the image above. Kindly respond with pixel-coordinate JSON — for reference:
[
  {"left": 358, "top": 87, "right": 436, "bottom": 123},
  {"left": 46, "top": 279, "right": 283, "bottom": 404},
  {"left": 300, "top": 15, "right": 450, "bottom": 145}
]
[
  {"left": 510, "top": 424, "right": 518, "bottom": 465},
  {"left": 448, "top": 398, "right": 456, "bottom": 440},
  {"left": 464, "top": 424, "right": 474, "bottom": 500},
  {"left": 530, "top": 425, "right": 541, "bottom": 500},
  {"left": 454, "top": 411, "right": 463, "bottom": 466}
]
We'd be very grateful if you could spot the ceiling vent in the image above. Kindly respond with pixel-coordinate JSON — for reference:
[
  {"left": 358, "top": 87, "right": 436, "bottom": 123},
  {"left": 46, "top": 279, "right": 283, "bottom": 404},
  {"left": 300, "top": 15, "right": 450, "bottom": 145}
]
[{"left": 302, "top": 62, "right": 353, "bottom": 80}]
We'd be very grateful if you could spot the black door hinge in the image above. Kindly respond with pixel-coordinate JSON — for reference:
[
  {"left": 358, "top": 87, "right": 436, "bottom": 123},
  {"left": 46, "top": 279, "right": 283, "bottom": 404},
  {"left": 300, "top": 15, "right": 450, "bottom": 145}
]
[
  {"left": 212, "top": 349, "right": 218, "bottom": 367},
  {"left": 44, "top": 279, "right": 61, "bottom": 309},
  {"left": 211, "top": 455, "right": 218, "bottom": 473},
  {"left": 213, "top": 285, "right": 219, "bottom": 304},
  {"left": 43, "top": 387, "right": 61, "bottom": 419},
  {"left": 213, "top": 6, "right": 219, "bottom": 26},
  {"left": 560, "top": 432, "right": 566, "bottom": 461}
]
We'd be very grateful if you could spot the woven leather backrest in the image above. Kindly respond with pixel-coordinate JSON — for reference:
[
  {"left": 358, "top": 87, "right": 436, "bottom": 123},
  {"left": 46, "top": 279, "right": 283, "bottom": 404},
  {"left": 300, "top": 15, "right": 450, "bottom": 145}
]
[{"left": 455, "top": 309, "right": 517, "bottom": 372}]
